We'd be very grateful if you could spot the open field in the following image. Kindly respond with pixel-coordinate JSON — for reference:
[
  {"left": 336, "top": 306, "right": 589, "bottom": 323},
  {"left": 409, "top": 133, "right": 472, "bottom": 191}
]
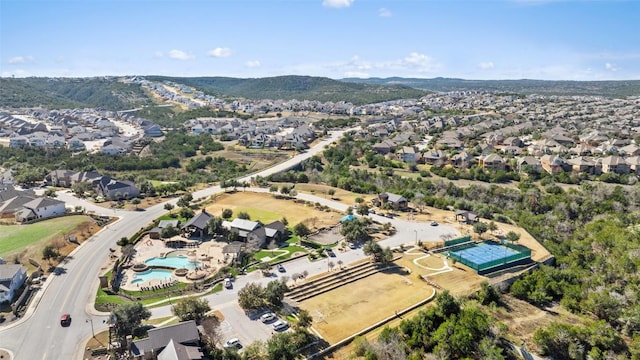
[
  {"left": 203, "top": 192, "right": 342, "bottom": 230},
  {"left": 0, "top": 215, "right": 99, "bottom": 272},
  {"left": 0, "top": 215, "right": 93, "bottom": 257},
  {"left": 299, "top": 265, "right": 436, "bottom": 344}
]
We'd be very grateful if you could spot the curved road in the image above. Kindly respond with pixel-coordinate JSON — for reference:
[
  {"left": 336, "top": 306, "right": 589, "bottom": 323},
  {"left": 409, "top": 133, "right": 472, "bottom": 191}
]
[{"left": 0, "top": 128, "right": 458, "bottom": 360}]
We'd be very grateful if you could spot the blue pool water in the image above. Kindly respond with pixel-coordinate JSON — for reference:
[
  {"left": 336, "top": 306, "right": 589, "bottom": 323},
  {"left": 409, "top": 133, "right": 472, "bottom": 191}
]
[
  {"left": 131, "top": 269, "right": 174, "bottom": 284},
  {"left": 145, "top": 252, "right": 200, "bottom": 269}
]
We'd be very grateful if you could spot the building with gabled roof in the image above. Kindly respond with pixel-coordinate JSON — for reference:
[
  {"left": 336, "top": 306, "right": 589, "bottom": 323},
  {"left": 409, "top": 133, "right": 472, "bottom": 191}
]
[
  {"left": 15, "top": 197, "right": 66, "bottom": 223},
  {"left": 0, "top": 264, "right": 27, "bottom": 304},
  {"left": 182, "top": 210, "right": 212, "bottom": 238},
  {"left": 130, "top": 320, "right": 203, "bottom": 360}
]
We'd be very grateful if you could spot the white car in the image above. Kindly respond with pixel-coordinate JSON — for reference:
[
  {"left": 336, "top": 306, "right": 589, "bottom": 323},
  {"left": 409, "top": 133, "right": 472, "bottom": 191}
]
[
  {"left": 224, "top": 338, "right": 241, "bottom": 349},
  {"left": 260, "top": 312, "right": 276, "bottom": 323},
  {"left": 224, "top": 278, "right": 232, "bottom": 289},
  {"left": 272, "top": 320, "right": 289, "bottom": 331}
]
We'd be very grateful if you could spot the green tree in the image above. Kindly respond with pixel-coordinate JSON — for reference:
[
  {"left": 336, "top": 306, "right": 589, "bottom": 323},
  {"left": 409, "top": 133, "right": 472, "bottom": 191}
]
[
  {"left": 206, "top": 216, "right": 225, "bottom": 236},
  {"left": 221, "top": 208, "right": 233, "bottom": 219},
  {"left": 264, "top": 279, "right": 289, "bottom": 307},
  {"left": 42, "top": 245, "right": 59, "bottom": 264},
  {"left": 295, "top": 309, "right": 313, "bottom": 330},
  {"left": 164, "top": 203, "right": 174, "bottom": 212},
  {"left": 111, "top": 302, "right": 151, "bottom": 341},
  {"left": 473, "top": 222, "right": 488, "bottom": 239},
  {"left": 44, "top": 188, "right": 57, "bottom": 198},
  {"left": 237, "top": 282, "right": 265, "bottom": 311},
  {"left": 293, "top": 223, "right": 310, "bottom": 237},
  {"left": 237, "top": 211, "right": 251, "bottom": 220},
  {"left": 506, "top": 231, "right": 520, "bottom": 244},
  {"left": 179, "top": 207, "right": 195, "bottom": 219},
  {"left": 177, "top": 193, "right": 193, "bottom": 208},
  {"left": 476, "top": 281, "right": 501, "bottom": 306},
  {"left": 131, "top": 197, "right": 141, "bottom": 210},
  {"left": 171, "top": 298, "right": 211, "bottom": 323}
]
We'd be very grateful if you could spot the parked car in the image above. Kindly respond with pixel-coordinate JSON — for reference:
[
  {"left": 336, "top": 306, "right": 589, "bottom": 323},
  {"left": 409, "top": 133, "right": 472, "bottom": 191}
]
[
  {"left": 431, "top": 221, "right": 438, "bottom": 226},
  {"left": 260, "top": 312, "right": 276, "bottom": 323},
  {"left": 348, "top": 242, "right": 357, "bottom": 249},
  {"left": 224, "top": 338, "right": 241, "bottom": 349},
  {"left": 277, "top": 264, "right": 285, "bottom": 272},
  {"left": 272, "top": 320, "right": 289, "bottom": 331},
  {"left": 60, "top": 313, "right": 71, "bottom": 327},
  {"left": 224, "top": 278, "right": 232, "bottom": 289},
  {"left": 325, "top": 248, "right": 336, "bottom": 257}
]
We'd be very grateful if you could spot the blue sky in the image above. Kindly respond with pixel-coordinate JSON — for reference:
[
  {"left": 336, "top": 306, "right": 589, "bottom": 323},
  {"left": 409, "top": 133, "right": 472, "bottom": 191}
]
[{"left": 1, "top": 0, "right": 639, "bottom": 80}]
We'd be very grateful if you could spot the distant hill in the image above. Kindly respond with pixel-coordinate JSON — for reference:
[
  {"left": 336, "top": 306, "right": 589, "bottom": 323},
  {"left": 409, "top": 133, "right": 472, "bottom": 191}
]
[
  {"left": 146, "top": 75, "right": 428, "bottom": 105},
  {"left": 0, "top": 77, "right": 150, "bottom": 110},
  {"left": 341, "top": 77, "right": 640, "bottom": 97}
]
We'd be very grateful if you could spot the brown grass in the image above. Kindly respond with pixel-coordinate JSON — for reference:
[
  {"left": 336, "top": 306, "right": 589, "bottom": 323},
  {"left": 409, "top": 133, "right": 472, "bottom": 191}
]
[
  {"left": 299, "top": 265, "right": 435, "bottom": 344},
  {"left": 203, "top": 192, "right": 341, "bottom": 230}
]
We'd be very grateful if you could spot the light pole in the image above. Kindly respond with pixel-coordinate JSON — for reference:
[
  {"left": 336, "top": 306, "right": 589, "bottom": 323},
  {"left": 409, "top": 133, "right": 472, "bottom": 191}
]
[
  {"left": 414, "top": 229, "right": 418, "bottom": 245},
  {"left": 87, "top": 318, "right": 95, "bottom": 338}
]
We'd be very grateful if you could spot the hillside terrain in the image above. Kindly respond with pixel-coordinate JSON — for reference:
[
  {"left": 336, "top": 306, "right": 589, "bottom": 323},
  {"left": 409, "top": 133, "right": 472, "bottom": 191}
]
[
  {"left": 0, "top": 77, "right": 151, "bottom": 110},
  {"left": 342, "top": 77, "right": 640, "bottom": 97},
  {"left": 146, "top": 75, "right": 428, "bottom": 105}
]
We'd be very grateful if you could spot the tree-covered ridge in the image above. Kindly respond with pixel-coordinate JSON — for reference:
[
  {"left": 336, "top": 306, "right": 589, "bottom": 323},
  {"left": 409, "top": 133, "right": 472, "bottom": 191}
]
[
  {"left": 146, "top": 75, "right": 428, "bottom": 105},
  {"left": 0, "top": 77, "right": 151, "bottom": 110},
  {"left": 342, "top": 77, "right": 640, "bottom": 97}
]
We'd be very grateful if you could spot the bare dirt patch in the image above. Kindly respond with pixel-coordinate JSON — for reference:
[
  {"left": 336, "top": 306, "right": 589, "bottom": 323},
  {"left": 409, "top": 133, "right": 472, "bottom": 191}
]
[
  {"left": 203, "top": 192, "right": 341, "bottom": 230},
  {"left": 299, "top": 265, "right": 435, "bottom": 344}
]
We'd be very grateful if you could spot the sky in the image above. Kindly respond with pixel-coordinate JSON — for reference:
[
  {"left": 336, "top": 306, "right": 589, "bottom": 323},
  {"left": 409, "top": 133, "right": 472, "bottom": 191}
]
[{"left": 1, "top": 0, "right": 639, "bottom": 80}]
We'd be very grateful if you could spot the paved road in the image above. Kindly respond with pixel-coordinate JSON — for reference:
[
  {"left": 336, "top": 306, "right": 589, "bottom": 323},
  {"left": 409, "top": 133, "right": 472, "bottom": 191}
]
[{"left": 0, "top": 127, "right": 459, "bottom": 359}]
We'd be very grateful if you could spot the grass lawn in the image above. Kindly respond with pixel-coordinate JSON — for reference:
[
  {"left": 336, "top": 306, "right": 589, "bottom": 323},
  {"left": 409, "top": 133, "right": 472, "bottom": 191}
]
[{"left": 0, "top": 215, "right": 93, "bottom": 257}]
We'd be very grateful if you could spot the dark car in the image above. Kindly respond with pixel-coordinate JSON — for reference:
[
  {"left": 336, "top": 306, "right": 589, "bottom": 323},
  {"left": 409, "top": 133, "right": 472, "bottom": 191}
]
[
  {"left": 277, "top": 264, "right": 285, "bottom": 272},
  {"left": 60, "top": 313, "right": 71, "bottom": 327},
  {"left": 325, "top": 248, "right": 336, "bottom": 257}
]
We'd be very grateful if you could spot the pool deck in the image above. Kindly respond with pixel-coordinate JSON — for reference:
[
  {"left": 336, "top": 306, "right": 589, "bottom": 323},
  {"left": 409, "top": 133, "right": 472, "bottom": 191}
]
[{"left": 120, "top": 234, "right": 231, "bottom": 291}]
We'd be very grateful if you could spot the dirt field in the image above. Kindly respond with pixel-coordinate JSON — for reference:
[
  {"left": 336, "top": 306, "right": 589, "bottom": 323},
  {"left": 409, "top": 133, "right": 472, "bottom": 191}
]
[
  {"left": 299, "top": 266, "right": 435, "bottom": 344},
  {"left": 203, "top": 192, "right": 342, "bottom": 230}
]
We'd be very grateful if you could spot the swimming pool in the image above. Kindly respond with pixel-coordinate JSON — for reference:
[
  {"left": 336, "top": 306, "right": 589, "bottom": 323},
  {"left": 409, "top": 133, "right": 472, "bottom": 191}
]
[
  {"left": 131, "top": 269, "right": 174, "bottom": 284},
  {"left": 145, "top": 252, "right": 200, "bottom": 269}
]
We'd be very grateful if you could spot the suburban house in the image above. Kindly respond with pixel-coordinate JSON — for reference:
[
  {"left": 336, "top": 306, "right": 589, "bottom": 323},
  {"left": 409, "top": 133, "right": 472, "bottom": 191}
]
[
  {"left": 600, "top": 155, "right": 630, "bottom": 174},
  {"left": 517, "top": 156, "right": 542, "bottom": 173},
  {"left": 567, "top": 157, "right": 597, "bottom": 174},
  {"left": 226, "top": 218, "right": 267, "bottom": 249},
  {"left": 182, "top": 210, "right": 213, "bottom": 238},
  {"left": 0, "top": 264, "right": 27, "bottom": 304},
  {"left": 397, "top": 146, "right": 420, "bottom": 164},
  {"left": 450, "top": 152, "right": 473, "bottom": 169},
  {"left": 540, "top": 154, "right": 567, "bottom": 175},
  {"left": 375, "top": 192, "right": 408, "bottom": 210},
  {"left": 479, "top": 153, "right": 505, "bottom": 171},
  {"left": 264, "top": 221, "right": 287, "bottom": 243},
  {"left": 93, "top": 176, "right": 140, "bottom": 200},
  {"left": 149, "top": 220, "right": 181, "bottom": 239},
  {"left": 15, "top": 197, "right": 66, "bottom": 223},
  {"left": 129, "top": 320, "right": 203, "bottom": 360}
]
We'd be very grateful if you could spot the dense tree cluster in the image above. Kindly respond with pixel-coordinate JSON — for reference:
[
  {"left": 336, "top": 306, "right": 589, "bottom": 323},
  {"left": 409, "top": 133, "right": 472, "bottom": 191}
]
[{"left": 355, "top": 291, "right": 506, "bottom": 359}]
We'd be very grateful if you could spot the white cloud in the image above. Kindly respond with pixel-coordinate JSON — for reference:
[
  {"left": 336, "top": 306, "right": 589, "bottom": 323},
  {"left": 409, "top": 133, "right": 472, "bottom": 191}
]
[
  {"left": 168, "top": 49, "right": 194, "bottom": 60},
  {"left": 478, "top": 61, "right": 495, "bottom": 70},
  {"left": 245, "top": 60, "right": 261, "bottom": 68},
  {"left": 378, "top": 8, "right": 392, "bottom": 17},
  {"left": 399, "top": 52, "right": 439, "bottom": 72},
  {"left": 207, "top": 47, "right": 233, "bottom": 58},
  {"left": 605, "top": 63, "right": 619, "bottom": 72},
  {"left": 154, "top": 51, "right": 164, "bottom": 58},
  {"left": 8, "top": 56, "right": 34, "bottom": 64},
  {"left": 322, "top": 0, "right": 354, "bottom": 8}
]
